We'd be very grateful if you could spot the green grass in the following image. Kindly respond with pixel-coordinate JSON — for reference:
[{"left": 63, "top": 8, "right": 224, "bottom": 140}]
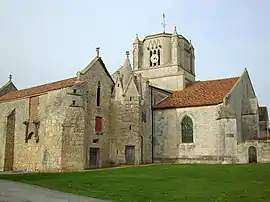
[{"left": 1, "top": 164, "right": 270, "bottom": 202}]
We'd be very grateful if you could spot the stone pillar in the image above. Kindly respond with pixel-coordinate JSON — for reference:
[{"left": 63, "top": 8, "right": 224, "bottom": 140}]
[{"left": 217, "top": 104, "right": 238, "bottom": 163}]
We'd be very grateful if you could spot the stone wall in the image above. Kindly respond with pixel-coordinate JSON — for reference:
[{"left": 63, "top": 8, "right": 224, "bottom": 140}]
[
  {"left": 0, "top": 86, "right": 83, "bottom": 172},
  {"left": 3, "top": 109, "right": 15, "bottom": 171},
  {"left": 79, "top": 57, "right": 114, "bottom": 168},
  {"left": 111, "top": 97, "right": 142, "bottom": 165},
  {"left": 259, "top": 121, "right": 268, "bottom": 137},
  {"left": 237, "top": 140, "right": 270, "bottom": 163},
  {"left": 226, "top": 70, "right": 257, "bottom": 142},
  {"left": 0, "top": 98, "right": 29, "bottom": 171},
  {"left": 0, "top": 56, "right": 116, "bottom": 172},
  {"left": 153, "top": 105, "right": 223, "bottom": 163},
  {"left": 61, "top": 97, "right": 85, "bottom": 171}
]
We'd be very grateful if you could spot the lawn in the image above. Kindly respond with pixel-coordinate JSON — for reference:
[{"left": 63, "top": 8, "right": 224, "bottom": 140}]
[{"left": 1, "top": 164, "right": 270, "bottom": 202}]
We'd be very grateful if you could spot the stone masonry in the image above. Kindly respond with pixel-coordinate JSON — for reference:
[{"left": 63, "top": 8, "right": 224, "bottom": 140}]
[{"left": 0, "top": 27, "right": 270, "bottom": 172}]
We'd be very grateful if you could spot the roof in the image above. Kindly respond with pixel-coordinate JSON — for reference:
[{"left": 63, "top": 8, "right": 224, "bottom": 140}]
[
  {"left": 81, "top": 57, "right": 115, "bottom": 84},
  {"left": 0, "top": 81, "right": 17, "bottom": 97},
  {"left": 259, "top": 106, "right": 269, "bottom": 121},
  {"left": 0, "top": 77, "right": 77, "bottom": 102},
  {"left": 154, "top": 77, "right": 239, "bottom": 109}
]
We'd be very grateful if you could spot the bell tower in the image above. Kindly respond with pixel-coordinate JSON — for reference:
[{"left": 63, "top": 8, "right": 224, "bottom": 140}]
[{"left": 132, "top": 27, "right": 195, "bottom": 91}]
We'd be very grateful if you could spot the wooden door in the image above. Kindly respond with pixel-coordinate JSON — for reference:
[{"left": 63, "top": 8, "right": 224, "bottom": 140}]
[
  {"left": 248, "top": 146, "right": 257, "bottom": 163},
  {"left": 89, "top": 148, "right": 100, "bottom": 168},
  {"left": 125, "top": 145, "right": 135, "bottom": 164}
]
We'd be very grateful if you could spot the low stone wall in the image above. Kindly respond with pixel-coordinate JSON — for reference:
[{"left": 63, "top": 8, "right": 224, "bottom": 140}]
[{"left": 237, "top": 140, "right": 270, "bottom": 163}]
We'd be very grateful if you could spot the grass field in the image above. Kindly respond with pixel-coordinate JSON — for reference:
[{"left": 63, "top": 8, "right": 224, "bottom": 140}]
[{"left": 1, "top": 164, "right": 270, "bottom": 202}]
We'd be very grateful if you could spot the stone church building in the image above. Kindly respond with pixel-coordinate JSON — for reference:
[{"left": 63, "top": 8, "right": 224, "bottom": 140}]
[{"left": 0, "top": 27, "right": 270, "bottom": 172}]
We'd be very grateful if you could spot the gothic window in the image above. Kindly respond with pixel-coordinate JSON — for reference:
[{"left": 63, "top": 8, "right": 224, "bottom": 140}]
[
  {"left": 96, "top": 81, "right": 101, "bottom": 106},
  {"left": 181, "top": 116, "right": 194, "bottom": 143}
]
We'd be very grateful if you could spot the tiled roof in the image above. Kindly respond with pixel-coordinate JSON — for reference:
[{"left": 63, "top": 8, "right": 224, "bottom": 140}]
[
  {"left": 0, "top": 77, "right": 77, "bottom": 102},
  {"left": 155, "top": 77, "right": 240, "bottom": 109}
]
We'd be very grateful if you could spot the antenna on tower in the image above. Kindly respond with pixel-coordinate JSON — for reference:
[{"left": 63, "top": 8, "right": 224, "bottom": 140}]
[{"left": 161, "top": 13, "right": 166, "bottom": 33}]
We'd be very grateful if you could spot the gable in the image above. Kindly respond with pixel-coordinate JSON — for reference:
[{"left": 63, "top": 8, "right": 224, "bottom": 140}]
[
  {"left": 80, "top": 57, "right": 114, "bottom": 85},
  {"left": 112, "top": 75, "right": 124, "bottom": 100},
  {"left": 150, "top": 85, "right": 172, "bottom": 106},
  {"left": 123, "top": 76, "right": 140, "bottom": 97},
  {"left": 0, "top": 81, "right": 17, "bottom": 97},
  {"left": 228, "top": 69, "right": 256, "bottom": 99}
]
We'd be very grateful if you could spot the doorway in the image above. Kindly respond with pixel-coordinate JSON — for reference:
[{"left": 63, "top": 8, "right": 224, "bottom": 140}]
[
  {"left": 248, "top": 146, "right": 257, "bottom": 163},
  {"left": 4, "top": 110, "right": 16, "bottom": 171},
  {"left": 125, "top": 145, "right": 135, "bottom": 164},
  {"left": 89, "top": 148, "right": 100, "bottom": 168}
]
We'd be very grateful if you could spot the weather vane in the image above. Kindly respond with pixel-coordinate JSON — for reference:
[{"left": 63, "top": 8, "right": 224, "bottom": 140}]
[{"left": 161, "top": 13, "right": 166, "bottom": 33}]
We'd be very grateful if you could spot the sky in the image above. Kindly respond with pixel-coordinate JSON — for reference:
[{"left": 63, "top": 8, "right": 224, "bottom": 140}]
[{"left": 0, "top": 0, "right": 269, "bottom": 110}]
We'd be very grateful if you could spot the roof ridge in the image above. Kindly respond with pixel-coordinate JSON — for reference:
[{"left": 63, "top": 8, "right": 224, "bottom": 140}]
[
  {"left": 16, "top": 77, "right": 76, "bottom": 92},
  {"left": 0, "top": 77, "right": 77, "bottom": 102},
  {"left": 196, "top": 76, "right": 240, "bottom": 83}
]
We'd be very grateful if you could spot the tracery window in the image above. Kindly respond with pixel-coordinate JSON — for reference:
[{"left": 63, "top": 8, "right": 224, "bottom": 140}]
[{"left": 181, "top": 116, "right": 194, "bottom": 143}]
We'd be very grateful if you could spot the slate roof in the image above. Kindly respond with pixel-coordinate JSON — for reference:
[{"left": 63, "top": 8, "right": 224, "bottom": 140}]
[
  {"left": 154, "top": 77, "right": 240, "bottom": 109},
  {"left": 0, "top": 77, "right": 77, "bottom": 102}
]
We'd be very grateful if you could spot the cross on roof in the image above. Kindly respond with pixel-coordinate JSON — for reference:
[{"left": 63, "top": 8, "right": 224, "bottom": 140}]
[{"left": 161, "top": 13, "right": 166, "bottom": 33}]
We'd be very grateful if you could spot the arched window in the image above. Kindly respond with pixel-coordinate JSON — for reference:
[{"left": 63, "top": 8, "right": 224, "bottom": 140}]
[{"left": 181, "top": 116, "right": 194, "bottom": 143}]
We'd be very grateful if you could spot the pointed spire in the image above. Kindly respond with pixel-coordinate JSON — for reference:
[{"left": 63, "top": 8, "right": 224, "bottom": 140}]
[
  {"left": 172, "top": 26, "right": 178, "bottom": 36},
  {"left": 121, "top": 51, "right": 133, "bottom": 88},
  {"left": 133, "top": 34, "right": 140, "bottom": 44}
]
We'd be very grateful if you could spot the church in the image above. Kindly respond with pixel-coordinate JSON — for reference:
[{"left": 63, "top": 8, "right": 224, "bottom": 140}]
[{"left": 0, "top": 27, "right": 269, "bottom": 172}]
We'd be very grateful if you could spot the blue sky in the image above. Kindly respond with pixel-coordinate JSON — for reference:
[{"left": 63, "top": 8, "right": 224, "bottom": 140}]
[{"left": 0, "top": 0, "right": 269, "bottom": 109}]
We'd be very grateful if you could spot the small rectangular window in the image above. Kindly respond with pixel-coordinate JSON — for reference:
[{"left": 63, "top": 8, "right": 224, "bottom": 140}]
[
  {"left": 95, "top": 116, "right": 102, "bottom": 132},
  {"left": 73, "top": 89, "right": 77, "bottom": 94},
  {"left": 72, "top": 100, "right": 76, "bottom": 105}
]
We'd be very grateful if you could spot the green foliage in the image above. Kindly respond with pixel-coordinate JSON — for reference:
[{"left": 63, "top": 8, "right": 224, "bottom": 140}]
[{"left": 1, "top": 164, "right": 270, "bottom": 202}]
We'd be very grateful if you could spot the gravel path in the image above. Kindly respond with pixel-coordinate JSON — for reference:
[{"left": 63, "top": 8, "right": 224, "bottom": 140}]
[{"left": 0, "top": 180, "right": 109, "bottom": 202}]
